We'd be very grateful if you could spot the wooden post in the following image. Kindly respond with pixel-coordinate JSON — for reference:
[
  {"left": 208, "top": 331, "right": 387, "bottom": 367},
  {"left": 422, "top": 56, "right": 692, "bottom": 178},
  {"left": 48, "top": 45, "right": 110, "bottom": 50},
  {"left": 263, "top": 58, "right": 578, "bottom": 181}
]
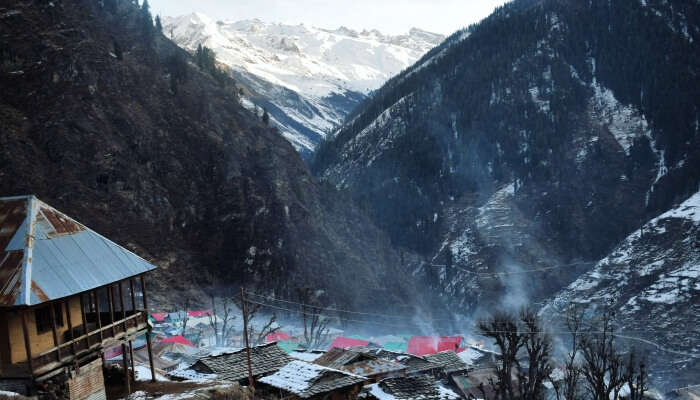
[
  {"left": 240, "top": 288, "right": 255, "bottom": 390},
  {"left": 21, "top": 310, "right": 34, "bottom": 376},
  {"left": 119, "top": 281, "right": 127, "bottom": 332},
  {"left": 93, "top": 290, "right": 103, "bottom": 342},
  {"left": 128, "top": 340, "right": 136, "bottom": 382},
  {"left": 80, "top": 293, "right": 89, "bottom": 348},
  {"left": 145, "top": 332, "right": 156, "bottom": 383},
  {"left": 121, "top": 343, "right": 131, "bottom": 396},
  {"left": 140, "top": 275, "right": 148, "bottom": 311},
  {"left": 50, "top": 303, "right": 60, "bottom": 361},
  {"left": 108, "top": 285, "right": 116, "bottom": 337},
  {"left": 141, "top": 274, "right": 156, "bottom": 383},
  {"left": 129, "top": 279, "right": 136, "bottom": 311},
  {"left": 64, "top": 299, "right": 76, "bottom": 356}
]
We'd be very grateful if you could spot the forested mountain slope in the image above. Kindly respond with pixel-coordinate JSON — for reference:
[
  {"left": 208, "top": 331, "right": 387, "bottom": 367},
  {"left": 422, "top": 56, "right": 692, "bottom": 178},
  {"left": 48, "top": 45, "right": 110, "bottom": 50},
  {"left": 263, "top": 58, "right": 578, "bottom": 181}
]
[
  {"left": 0, "top": 0, "right": 414, "bottom": 311},
  {"left": 314, "top": 0, "right": 699, "bottom": 308}
]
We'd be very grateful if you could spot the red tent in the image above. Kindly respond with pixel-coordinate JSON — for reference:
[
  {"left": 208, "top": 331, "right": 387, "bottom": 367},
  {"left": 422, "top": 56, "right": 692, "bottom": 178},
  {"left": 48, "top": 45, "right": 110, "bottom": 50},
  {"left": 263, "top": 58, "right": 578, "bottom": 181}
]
[
  {"left": 160, "top": 335, "right": 194, "bottom": 347},
  {"left": 265, "top": 332, "right": 291, "bottom": 343},
  {"left": 151, "top": 312, "right": 167, "bottom": 322},
  {"left": 329, "top": 337, "right": 370, "bottom": 350},
  {"left": 407, "top": 336, "right": 463, "bottom": 356},
  {"left": 187, "top": 310, "right": 213, "bottom": 318}
]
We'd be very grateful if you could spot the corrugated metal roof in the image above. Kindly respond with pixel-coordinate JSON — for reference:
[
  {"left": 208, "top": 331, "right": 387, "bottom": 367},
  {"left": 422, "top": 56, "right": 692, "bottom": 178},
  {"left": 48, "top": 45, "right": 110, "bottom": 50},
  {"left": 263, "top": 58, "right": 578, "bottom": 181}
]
[{"left": 0, "top": 195, "right": 157, "bottom": 307}]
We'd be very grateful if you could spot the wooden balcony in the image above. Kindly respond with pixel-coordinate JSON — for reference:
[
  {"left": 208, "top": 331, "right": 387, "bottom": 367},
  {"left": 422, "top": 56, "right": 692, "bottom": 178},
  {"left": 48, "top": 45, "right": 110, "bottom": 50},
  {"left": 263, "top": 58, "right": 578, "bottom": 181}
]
[{"left": 3, "top": 310, "right": 149, "bottom": 380}]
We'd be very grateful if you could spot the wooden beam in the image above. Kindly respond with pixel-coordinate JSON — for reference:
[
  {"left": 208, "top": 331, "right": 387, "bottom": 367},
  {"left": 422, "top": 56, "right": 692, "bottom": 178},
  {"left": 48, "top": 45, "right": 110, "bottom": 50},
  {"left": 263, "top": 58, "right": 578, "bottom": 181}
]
[
  {"left": 93, "top": 290, "right": 103, "bottom": 342},
  {"left": 128, "top": 340, "right": 136, "bottom": 382},
  {"left": 118, "top": 281, "right": 127, "bottom": 332},
  {"left": 129, "top": 279, "right": 136, "bottom": 313},
  {"left": 145, "top": 330, "right": 156, "bottom": 383},
  {"left": 121, "top": 343, "right": 131, "bottom": 396},
  {"left": 64, "top": 299, "right": 76, "bottom": 356},
  {"left": 21, "top": 310, "right": 34, "bottom": 376},
  {"left": 108, "top": 285, "right": 116, "bottom": 337},
  {"left": 140, "top": 275, "right": 148, "bottom": 311},
  {"left": 50, "top": 303, "right": 60, "bottom": 361},
  {"left": 80, "top": 293, "right": 89, "bottom": 348}
]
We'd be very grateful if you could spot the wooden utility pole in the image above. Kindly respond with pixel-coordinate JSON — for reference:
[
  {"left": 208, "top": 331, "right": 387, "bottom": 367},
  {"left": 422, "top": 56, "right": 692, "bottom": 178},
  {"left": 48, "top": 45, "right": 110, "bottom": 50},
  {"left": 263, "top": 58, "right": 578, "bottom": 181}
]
[{"left": 240, "top": 288, "right": 255, "bottom": 392}]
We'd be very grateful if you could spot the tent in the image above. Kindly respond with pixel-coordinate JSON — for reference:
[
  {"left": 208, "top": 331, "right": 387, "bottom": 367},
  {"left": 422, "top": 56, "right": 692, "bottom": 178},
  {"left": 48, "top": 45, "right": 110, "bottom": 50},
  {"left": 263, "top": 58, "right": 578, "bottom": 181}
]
[
  {"left": 407, "top": 336, "right": 463, "bottom": 356},
  {"left": 151, "top": 312, "right": 168, "bottom": 323},
  {"left": 383, "top": 341, "right": 408, "bottom": 353},
  {"left": 329, "top": 337, "right": 370, "bottom": 350},
  {"left": 266, "top": 332, "right": 292, "bottom": 342},
  {"left": 160, "top": 335, "right": 195, "bottom": 347},
  {"left": 187, "top": 310, "right": 213, "bottom": 318},
  {"left": 277, "top": 341, "right": 300, "bottom": 354}
]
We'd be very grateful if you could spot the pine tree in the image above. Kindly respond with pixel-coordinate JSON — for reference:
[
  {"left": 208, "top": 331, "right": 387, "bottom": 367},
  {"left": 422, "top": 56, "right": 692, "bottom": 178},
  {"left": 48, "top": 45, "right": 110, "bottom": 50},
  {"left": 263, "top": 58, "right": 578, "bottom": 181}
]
[
  {"left": 140, "top": 0, "right": 154, "bottom": 41},
  {"left": 262, "top": 108, "right": 270, "bottom": 125},
  {"left": 155, "top": 15, "right": 162, "bottom": 32}
]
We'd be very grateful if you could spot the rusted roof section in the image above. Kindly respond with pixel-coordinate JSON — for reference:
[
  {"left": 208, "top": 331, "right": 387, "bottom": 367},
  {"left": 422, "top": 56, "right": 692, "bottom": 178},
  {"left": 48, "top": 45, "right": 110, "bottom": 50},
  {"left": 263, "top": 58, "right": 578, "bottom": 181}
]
[{"left": 0, "top": 195, "right": 157, "bottom": 307}]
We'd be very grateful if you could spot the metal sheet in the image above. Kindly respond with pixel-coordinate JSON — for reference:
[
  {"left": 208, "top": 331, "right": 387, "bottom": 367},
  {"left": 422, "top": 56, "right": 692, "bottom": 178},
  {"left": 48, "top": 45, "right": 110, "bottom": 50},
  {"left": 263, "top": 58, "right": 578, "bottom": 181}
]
[{"left": 0, "top": 196, "right": 157, "bottom": 306}]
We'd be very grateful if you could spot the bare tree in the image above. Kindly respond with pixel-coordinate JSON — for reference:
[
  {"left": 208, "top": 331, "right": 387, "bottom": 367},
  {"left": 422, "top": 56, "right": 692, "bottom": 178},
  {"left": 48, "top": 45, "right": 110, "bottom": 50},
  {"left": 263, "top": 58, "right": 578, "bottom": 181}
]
[
  {"left": 579, "top": 310, "right": 625, "bottom": 400},
  {"left": 297, "top": 288, "right": 331, "bottom": 349},
  {"left": 235, "top": 297, "right": 281, "bottom": 346},
  {"left": 623, "top": 349, "right": 648, "bottom": 400},
  {"left": 478, "top": 308, "right": 553, "bottom": 400},
  {"left": 208, "top": 295, "right": 237, "bottom": 347},
  {"left": 180, "top": 297, "right": 190, "bottom": 337},
  {"left": 553, "top": 305, "right": 585, "bottom": 400}
]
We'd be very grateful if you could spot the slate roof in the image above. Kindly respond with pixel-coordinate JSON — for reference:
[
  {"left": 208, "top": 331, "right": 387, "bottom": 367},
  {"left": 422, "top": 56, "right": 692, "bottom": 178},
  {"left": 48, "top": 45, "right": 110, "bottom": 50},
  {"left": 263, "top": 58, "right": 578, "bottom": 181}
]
[
  {"left": 423, "top": 351, "right": 469, "bottom": 375},
  {"left": 259, "top": 360, "right": 366, "bottom": 398},
  {"left": 0, "top": 195, "right": 157, "bottom": 306},
  {"left": 314, "top": 348, "right": 370, "bottom": 369},
  {"left": 367, "top": 376, "right": 460, "bottom": 400},
  {"left": 339, "top": 359, "right": 407, "bottom": 378},
  {"left": 360, "top": 349, "right": 441, "bottom": 375},
  {"left": 191, "top": 343, "right": 292, "bottom": 381}
]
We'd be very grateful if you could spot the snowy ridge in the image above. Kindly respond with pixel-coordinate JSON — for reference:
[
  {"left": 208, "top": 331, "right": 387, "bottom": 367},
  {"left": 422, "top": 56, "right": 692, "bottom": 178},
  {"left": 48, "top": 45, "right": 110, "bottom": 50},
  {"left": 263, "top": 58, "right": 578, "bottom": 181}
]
[
  {"left": 162, "top": 14, "right": 443, "bottom": 154},
  {"left": 544, "top": 191, "right": 700, "bottom": 387}
]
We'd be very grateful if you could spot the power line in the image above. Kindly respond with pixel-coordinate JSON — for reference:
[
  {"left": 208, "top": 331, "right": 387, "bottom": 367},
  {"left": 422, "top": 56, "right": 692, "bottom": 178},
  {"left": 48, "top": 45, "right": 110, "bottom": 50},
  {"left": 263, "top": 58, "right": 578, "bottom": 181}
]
[
  {"left": 244, "top": 290, "right": 455, "bottom": 321},
  {"left": 422, "top": 261, "right": 596, "bottom": 277}
]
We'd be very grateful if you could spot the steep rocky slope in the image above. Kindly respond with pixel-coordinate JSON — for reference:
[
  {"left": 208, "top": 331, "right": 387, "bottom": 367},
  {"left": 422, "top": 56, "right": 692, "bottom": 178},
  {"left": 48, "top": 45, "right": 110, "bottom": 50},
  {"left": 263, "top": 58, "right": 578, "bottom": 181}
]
[
  {"left": 162, "top": 13, "right": 444, "bottom": 158},
  {"left": 543, "top": 191, "right": 700, "bottom": 390},
  {"left": 314, "top": 0, "right": 700, "bottom": 309},
  {"left": 0, "top": 0, "right": 414, "bottom": 311}
]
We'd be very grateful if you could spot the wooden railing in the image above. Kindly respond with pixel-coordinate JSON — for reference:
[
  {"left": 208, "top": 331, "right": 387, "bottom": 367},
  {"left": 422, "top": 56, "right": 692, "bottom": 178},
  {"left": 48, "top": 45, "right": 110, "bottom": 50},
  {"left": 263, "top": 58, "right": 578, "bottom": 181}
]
[{"left": 30, "top": 311, "right": 148, "bottom": 377}]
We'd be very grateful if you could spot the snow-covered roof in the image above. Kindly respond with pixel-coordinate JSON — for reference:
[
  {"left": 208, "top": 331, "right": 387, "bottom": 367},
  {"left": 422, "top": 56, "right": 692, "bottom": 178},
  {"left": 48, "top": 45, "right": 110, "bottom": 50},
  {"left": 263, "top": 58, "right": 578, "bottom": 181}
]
[
  {"left": 367, "top": 376, "right": 460, "bottom": 400},
  {"left": 259, "top": 360, "right": 366, "bottom": 398}
]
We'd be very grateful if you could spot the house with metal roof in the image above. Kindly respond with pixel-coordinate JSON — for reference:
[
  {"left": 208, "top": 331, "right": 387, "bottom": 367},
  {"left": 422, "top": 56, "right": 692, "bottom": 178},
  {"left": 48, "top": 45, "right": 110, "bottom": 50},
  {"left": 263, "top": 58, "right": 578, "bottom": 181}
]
[
  {"left": 188, "top": 342, "right": 292, "bottom": 383},
  {"left": 0, "top": 196, "right": 158, "bottom": 399},
  {"left": 259, "top": 360, "right": 366, "bottom": 400}
]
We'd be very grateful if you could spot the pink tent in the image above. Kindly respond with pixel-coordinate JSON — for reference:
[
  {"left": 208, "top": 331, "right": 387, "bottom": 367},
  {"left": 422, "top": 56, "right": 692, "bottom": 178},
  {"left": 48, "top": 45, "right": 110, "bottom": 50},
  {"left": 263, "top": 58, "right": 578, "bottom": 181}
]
[
  {"left": 265, "top": 332, "right": 292, "bottom": 342},
  {"left": 160, "top": 335, "right": 194, "bottom": 347},
  {"left": 329, "top": 337, "right": 370, "bottom": 350},
  {"left": 187, "top": 310, "right": 213, "bottom": 318},
  {"left": 407, "top": 336, "right": 463, "bottom": 356},
  {"left": 151, "top": 312, "right": 167, "bottom": 322}
]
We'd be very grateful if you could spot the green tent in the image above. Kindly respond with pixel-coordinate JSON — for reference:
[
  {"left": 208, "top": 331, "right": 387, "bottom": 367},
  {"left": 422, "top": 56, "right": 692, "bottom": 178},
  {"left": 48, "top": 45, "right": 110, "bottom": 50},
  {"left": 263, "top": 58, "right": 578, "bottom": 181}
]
[
  {"left": 276, "top": 341, "right": 299, "bottom": 354},
  {"left": 384, "top": 341, "right": 408, "bottom": 353}
]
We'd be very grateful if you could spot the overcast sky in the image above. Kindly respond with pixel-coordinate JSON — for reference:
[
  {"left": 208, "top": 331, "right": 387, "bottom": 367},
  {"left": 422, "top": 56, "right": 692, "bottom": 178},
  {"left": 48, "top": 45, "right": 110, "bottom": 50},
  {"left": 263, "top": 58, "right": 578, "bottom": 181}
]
[{"left": 148, "top": 0, "right": 509, "bottom": 35}]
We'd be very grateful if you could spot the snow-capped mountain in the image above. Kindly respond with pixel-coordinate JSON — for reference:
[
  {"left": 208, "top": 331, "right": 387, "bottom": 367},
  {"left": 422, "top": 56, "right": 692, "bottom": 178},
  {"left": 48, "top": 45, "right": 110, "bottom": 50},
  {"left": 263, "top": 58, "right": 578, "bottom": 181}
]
[{"left": 162, "top": 13, "right": 444, "bottom": 157}]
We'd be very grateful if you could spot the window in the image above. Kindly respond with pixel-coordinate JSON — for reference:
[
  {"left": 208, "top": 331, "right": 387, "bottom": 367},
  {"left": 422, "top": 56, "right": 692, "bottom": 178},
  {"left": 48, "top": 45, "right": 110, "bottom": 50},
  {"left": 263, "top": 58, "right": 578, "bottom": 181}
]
[{"left": 35, "top": 303, "right": 64, "bottom": 334}]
